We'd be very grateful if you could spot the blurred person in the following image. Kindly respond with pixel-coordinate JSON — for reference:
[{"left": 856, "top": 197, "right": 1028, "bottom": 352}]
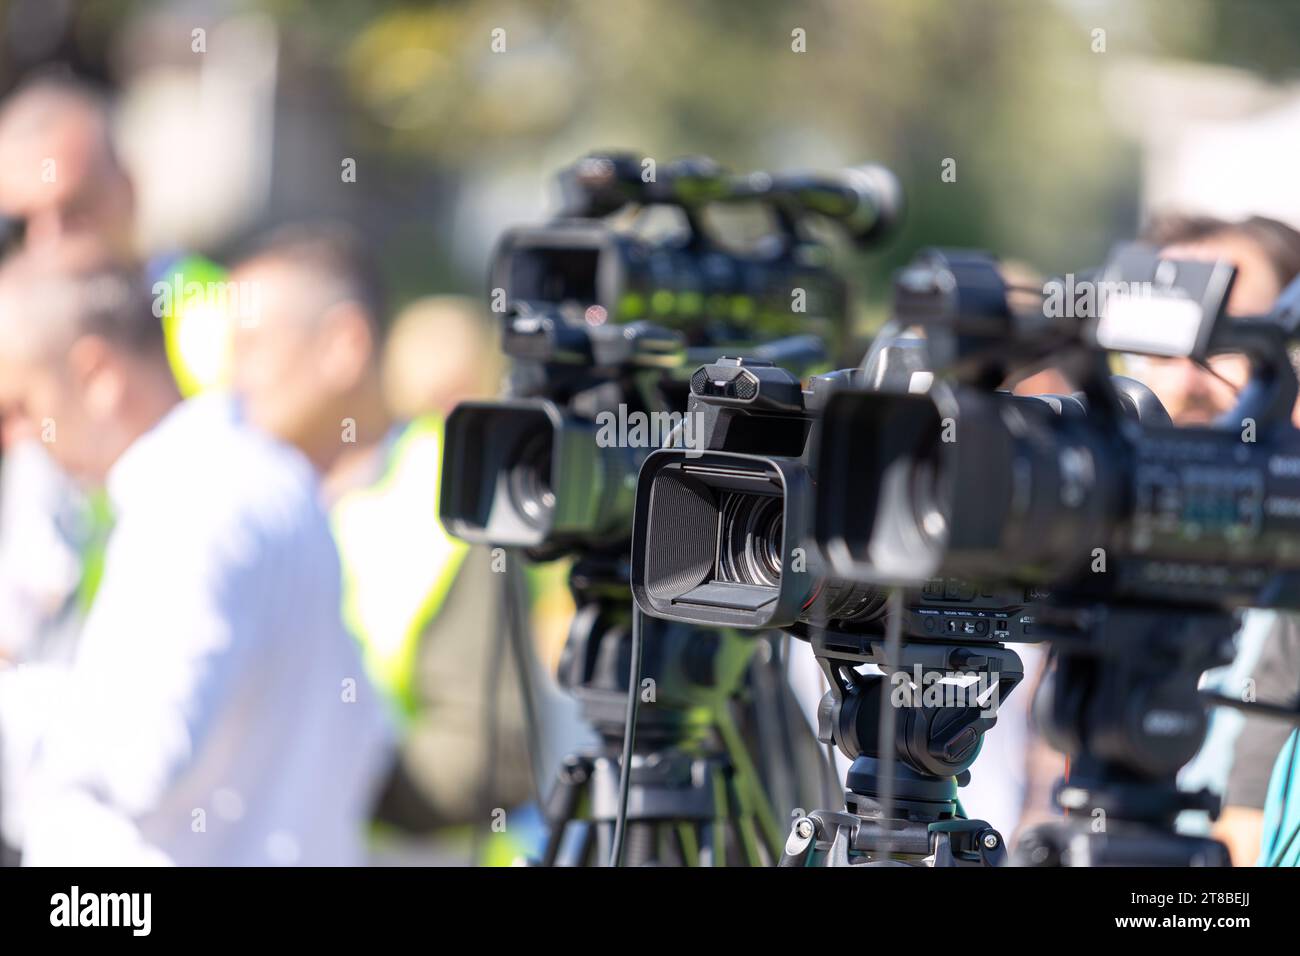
[
  {"left": 1219, "top": 611, "right": 1299, "bottom": 865},
  {"left": 1257, "top": 628, "right": 1300, "bottom": 865},
  {"left": 1128, "top": 214, "right": 1300, "bottom": 865},
  {"left": 0, "top": 72, "right": 235, "bottom": 396},
  {"left": 1010, "top": 216, "right": 1300, "bottom": 414},
  {"left": 1129, "top": 214, "right": 1300, "bottom": 425},
  {"left": 0, "top": 75, "right": 134, "bottom": 258},
  {"left": 383, "top": 297, "right": 576, "bottom": 679},
  {"left": 0, "top": 75, "right": 230, "bottom": 664},
  {"left": 381, "top": 295, "right": 504, "bottom": 421},
  {"left": 229, "top": 226, "right": 535, "bottom": 858},
  {"left": 0, "top": 80, "right": 135, "bottom": 860},
  {"left": 0, "top": 77, "right": 131, "bottom": 670},
  {"left": 0, "top": 414, "right": 89, "bottom": 664},
  {"left": 0, "top": 250, "right": 390, "bottom": 864}
]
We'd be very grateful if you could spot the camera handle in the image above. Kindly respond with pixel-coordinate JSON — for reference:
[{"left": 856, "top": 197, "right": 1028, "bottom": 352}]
[{"left": 1211, "top": 318, "right": 1299, "bottom": 435}]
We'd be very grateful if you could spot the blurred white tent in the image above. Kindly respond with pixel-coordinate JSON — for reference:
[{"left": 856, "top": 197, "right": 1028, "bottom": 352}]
[
  {"left": 1107, "top": 58, "right": 1300, "bottom": 229},
  {"left": 115, "top": 11, "right": 280, "bottom": 255}
]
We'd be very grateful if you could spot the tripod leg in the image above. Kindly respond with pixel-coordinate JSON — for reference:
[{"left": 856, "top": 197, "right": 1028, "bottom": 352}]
[
  {"left": 702, "top": 767, "right": 730, "bottom": 865},
  {"left": 735, "top": 814, "right": 767, "bottom": 867},
  {"left": 595, "top": 820, "right": 614, "bottom": 866},
  {"left": 675, "top": 822, "right": 699, "bottom": 866},
  {"left": 714, "top": 706, "right": 783, "bottom": 857},
  {"left": 552, "top": 821, "right": 594, "bottom": 867},
  {"left": 540, "top": 758, "right": 589, "bottom": 867},
  {"left": 624, "top": 821, "right": 655, "bottom": 866}
]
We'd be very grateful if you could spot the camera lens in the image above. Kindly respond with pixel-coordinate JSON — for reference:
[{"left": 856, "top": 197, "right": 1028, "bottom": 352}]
[
  {"left": 714, "top": 489, "right": 887, "bottom": 625},
  {"left": 812, "top": 579, "right": 889, "bottom": 625},
  {"left": 508, "top": 431, "right": 556, "bottom": 528},
  {"left": 718, "top": 492, "right": 784, "bottom": 587}
]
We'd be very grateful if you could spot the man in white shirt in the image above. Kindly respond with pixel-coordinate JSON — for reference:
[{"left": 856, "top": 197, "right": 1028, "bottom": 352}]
[{"left": 0, "top": 249, "right": 391, "bottom": 865}]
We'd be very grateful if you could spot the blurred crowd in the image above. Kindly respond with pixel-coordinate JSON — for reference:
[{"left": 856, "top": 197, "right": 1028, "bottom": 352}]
[{"left": 0, "top": 74, "right": 542, "bottom": 865}]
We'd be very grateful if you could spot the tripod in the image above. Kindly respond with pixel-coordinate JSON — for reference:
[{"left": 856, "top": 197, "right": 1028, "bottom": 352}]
[
  {"left": 1016, "top": 604, "right": 1236, "bottom": 866},
  {"left": 781, "top": 626, "right": 1024, "bottom": 866},
  {"left": 536, "top": 557, "right": 786, "bottom": 866}
]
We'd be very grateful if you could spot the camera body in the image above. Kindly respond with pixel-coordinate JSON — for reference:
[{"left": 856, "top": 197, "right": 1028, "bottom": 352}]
[
  {"left": 439, "top": 316, "right": 678, "bottom": 554},
  {"left": 904, "top": 578, "right": 1040, "bottom": 643},
  {"left": 491, "top": 151, "right": 902, "bottom": 365}
]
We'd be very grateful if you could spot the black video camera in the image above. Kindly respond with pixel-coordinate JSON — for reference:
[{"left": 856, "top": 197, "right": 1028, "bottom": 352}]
[
  {"left": 812, "top": 245, "right": 1300, "bottom": 614},
  {"left": 440, "top": 152, "right": 902, "bottom": 558},
  {"left": 798, "top": 247, "right": 1300, "bottom": 867},
  {"left": 628, "top": 352, "right": 1040, "bottom": 643},
  {"left": 493, "top": 152, "right": 900, "bottom": 359}
]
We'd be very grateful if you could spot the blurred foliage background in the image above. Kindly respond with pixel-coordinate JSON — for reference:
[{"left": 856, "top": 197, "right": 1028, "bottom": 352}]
[{"left": 0, "top": 0, "right": 1292, "bottom": 337}]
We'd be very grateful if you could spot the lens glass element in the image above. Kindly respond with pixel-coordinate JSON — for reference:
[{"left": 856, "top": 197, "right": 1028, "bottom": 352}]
[
  {"left": 508, "top": 431, "right": 556, "bottom": 528},
  {"left": 718, "top": 492, "right": 784, "bottom": 587}
]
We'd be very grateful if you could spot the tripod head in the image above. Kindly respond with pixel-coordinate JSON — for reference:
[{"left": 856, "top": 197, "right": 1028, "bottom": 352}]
[
  {"left": 817, "top": 633, "right": 1024, "bottom": 798},
  {"left": 779, "top": 625, "right": 1023, "bottom": 865}
]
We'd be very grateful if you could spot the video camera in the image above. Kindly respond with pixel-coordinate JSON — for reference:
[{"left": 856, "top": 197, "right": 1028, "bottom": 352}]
[
  {"left": 626, "top": 345, "right": 1032, "bottom": 865},
  {"left": 628, "top": 349, "right": 1043, "bottom": 641},
  {"left": 813, "top": 244, "right": 1300, "bottom": 613},
  {"left": 440, "top": 151, "right": 902, "bottom": 558},
  {"left": 628, "top": 244, "right": 1300, "bottom": 865},
  {"left": 793, "top": 244, "right": 1300, "bottom": 865}
]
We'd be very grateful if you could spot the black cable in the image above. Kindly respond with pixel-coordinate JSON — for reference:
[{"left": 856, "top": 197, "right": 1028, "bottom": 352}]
[
  {"left": 609, "top": 605, "right": 645, "bottom": 867},
  {"left": 875, "top": 588, "right": 904, "bottom": 862}
]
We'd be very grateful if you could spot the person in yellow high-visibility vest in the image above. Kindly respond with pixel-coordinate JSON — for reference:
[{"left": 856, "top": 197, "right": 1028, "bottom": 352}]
[
  {"left": 227, "top": 223, "right": 534, "bottom": 862},
  {"left": 151, "top": 252, "right": 235, "bottom": 398}
]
